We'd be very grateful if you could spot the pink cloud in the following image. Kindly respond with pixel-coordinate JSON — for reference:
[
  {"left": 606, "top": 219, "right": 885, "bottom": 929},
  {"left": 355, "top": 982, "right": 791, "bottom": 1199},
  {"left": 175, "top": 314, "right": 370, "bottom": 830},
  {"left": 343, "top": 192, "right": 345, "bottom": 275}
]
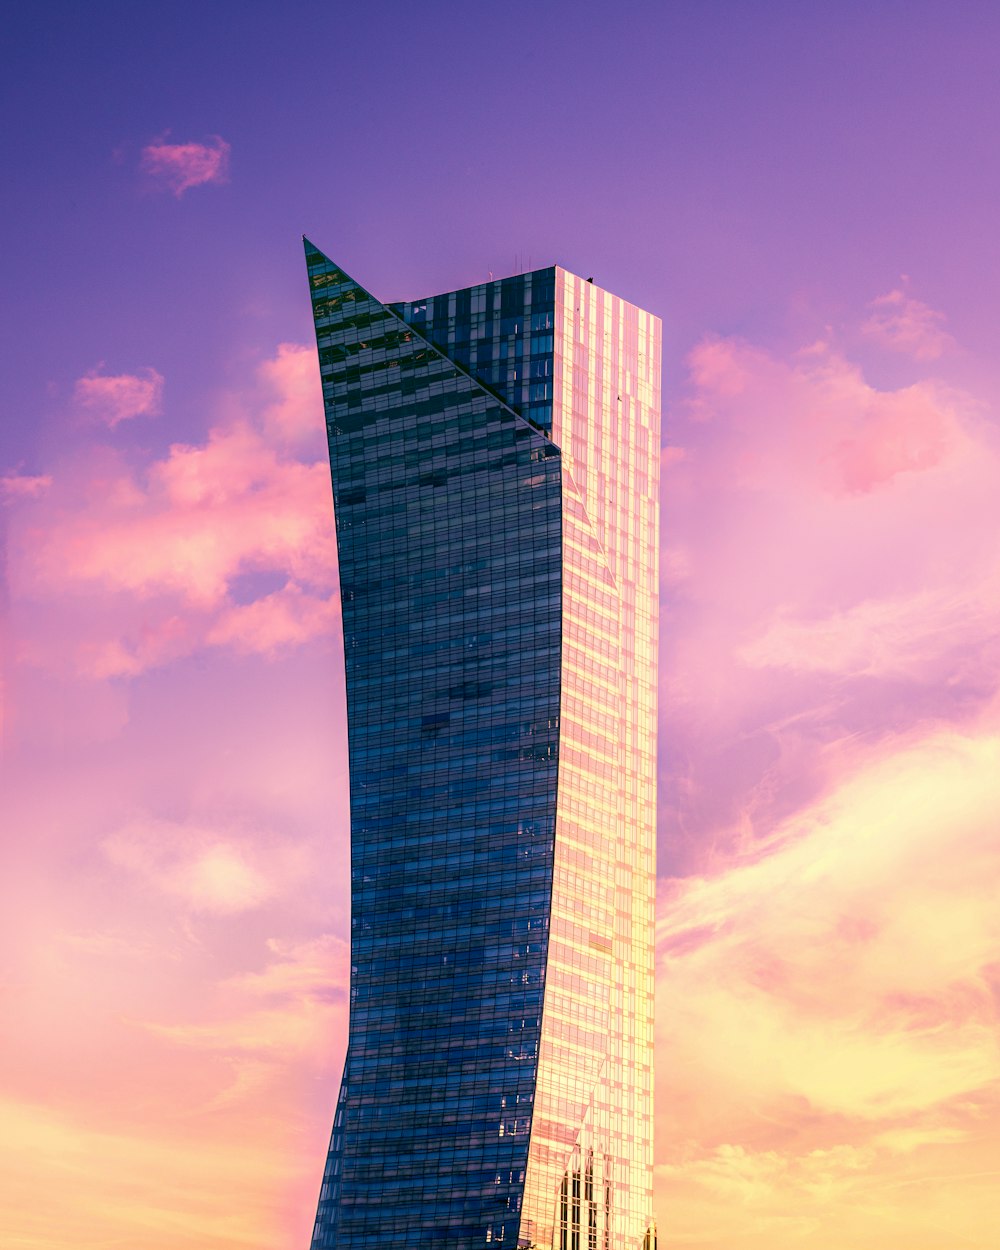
[
  {"left": 683, "top": 337, "right": 964, "bottom": 496},
  {"left": 0, "top": 334, "right": 347, "bottom": 1247},
  {"left": 74, "top": 367, "right": 164, "bottom": 427},
  {"left": 662, "top": 543, "right": 694, "bottom": 586},
  {"left": 862, "top": 288, "right": 956, "bottom": 361},
  {"left": 0, "top": 473, "right": 52, "bottom": 499},
  {"left": 258, "top": 343, "right": 325, "bottom": 446},
  {"left": 143, "top": 934, "right": 349, "bottom": 1062},
  {"left": 655, "top": 311, "right": 1000, "bottom": 1240},
  {"left": 738, "top": 568, "right": 1000, "bottom": 681},
  {"left": 663, "top": 328, "right": 998, "bottom": 876},
  {"left": 6, "top": 343, "right": 337, "bottom": 681},
  {"left": 102, "top": 816, "right": 306, "bottom": 915},
  {"left": 140, "top": 135, "right": 231, "bottom": 197},
  {"left": 207, "top": 583, "right": 339, "bottom": 655},
  {"left": 687, "top": 334, "right": 758, "bottom": 403},
  {"left": 829, "top": 381, "right": 956, "bottom": 494}
]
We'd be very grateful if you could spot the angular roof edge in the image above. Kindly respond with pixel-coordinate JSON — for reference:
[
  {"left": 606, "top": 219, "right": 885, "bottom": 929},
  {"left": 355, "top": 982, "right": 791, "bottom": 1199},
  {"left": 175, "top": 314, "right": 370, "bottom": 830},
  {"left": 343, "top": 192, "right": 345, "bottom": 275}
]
[{"left": 303, "top": 238, "right": 560, "bottom": 447}]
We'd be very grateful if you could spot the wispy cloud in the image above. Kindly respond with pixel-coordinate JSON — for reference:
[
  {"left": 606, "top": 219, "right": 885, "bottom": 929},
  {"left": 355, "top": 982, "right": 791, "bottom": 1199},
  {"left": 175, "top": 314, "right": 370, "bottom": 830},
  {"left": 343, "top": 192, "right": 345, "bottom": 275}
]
[
  {"left": 738, "top": 569, "right": 1000, "bottom": 682},
  {"left": 206, "top": 582, "right": 339, "bottom": 655},
  {"left": 74, "top": 367, "right": 164, "bottom": 427},
  {"left": 862, "top": 287, "right": 956, "bottom": 361},
  {"left": 663, "top": 327, "right": 997, "bottom": 874},
  {"left": 142, "top": 934, "right": 349, "bottom": 1061},
  {"left": 103, "top": 817, "right": 287, "bottom": 915},
  {"left": 0, "top": 1096, "right": 299, "bottom": 1250},
  {"left": 140, "top": 135, "right": 231, "bottom": 197},
  {"left": 655, "top": 718, "right": 1000, "bottom": 1240},
  {"left": 1, "top": 472, "right": 52, "bottom": 499},
  {"left": 657, "top": 313, "right": 1000, "bottom": 1241}
]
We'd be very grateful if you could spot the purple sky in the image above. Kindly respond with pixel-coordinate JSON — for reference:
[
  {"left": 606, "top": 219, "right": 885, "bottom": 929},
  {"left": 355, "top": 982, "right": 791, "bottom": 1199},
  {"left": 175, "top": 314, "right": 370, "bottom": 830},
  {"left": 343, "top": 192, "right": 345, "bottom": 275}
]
[{"left": 4, "top": 5, "right": 1000, "bottom": 1247}]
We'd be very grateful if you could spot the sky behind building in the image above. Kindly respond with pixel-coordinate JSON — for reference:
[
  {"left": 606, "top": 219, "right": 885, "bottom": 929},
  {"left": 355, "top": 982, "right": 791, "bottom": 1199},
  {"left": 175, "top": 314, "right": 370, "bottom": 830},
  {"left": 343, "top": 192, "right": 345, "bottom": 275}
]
[{"left": 2, "top": 3, "right": 1000, "bottom": 1247}]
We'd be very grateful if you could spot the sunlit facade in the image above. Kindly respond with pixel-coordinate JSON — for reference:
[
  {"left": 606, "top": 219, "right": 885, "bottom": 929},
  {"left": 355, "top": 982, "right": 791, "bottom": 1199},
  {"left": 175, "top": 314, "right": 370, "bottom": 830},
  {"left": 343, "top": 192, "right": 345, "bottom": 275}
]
[{"left": 305, "top": 240, "right": 660, "bottom": 1250}]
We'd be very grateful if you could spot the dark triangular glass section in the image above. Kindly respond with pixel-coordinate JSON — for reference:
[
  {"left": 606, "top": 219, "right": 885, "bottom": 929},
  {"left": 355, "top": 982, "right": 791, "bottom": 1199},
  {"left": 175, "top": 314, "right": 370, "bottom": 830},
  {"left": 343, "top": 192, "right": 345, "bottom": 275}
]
[
  {"left": 304, "top": 239, "right": 555, "bottom": 438},
  {"left": 390, "top": 266, "right": 557, "bottom": 433}
]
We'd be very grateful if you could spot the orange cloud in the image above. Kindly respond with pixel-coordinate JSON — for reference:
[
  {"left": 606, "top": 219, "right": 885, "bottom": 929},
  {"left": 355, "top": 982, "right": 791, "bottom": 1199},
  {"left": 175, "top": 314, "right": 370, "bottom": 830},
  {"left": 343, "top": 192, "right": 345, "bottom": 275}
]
[
  {"left": 0, "top": 1096, "right": 302, "bottom": 1249},
  {"left": 654, "top": 718, "right": 1000, "bottom": 1241},
  {"left": 656, "top": 1129, "right": 1000, "bottom": 1250},
  {"left": 140, "top": 135, "right": 231, "bottom": 196}
]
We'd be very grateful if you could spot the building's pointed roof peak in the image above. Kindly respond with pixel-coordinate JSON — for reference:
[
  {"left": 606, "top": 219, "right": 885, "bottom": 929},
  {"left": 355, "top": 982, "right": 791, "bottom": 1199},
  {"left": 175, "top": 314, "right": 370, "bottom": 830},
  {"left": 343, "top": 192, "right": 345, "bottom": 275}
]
[{"left": 303, "top": 239, "right": 381, "bottom": 306}]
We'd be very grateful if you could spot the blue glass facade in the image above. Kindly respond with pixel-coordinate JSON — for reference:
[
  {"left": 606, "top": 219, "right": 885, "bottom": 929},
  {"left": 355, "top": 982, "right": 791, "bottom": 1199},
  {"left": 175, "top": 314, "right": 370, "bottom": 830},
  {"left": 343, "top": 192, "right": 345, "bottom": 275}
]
[
  {"left": 391, "top": 271, "right": 556, "bottom": 433},
  {"left": 306, "top": 240, "right": 660, "bottom": 1250}
]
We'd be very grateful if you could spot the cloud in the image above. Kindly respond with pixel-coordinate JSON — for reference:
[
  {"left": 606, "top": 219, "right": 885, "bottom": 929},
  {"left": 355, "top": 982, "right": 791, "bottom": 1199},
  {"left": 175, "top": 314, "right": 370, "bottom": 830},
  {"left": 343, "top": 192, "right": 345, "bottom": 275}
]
[
  {"left": 0, "top": 1096, "right": 301, "bottom": 1250},
  {"left": 687, "top": 335, "right": 755, "bottom": 404},
  {"left": 660, "top": 723, "right": 1000, "bottom": 1081},
  {"left": 0, "top": 472, "right": 51, "bottom": 499},
  {"left": 74, "top": 367, "right": 164, "bottom": 426},
  {"left": 144, "top": 934, "right": 350, "bottom": 1061},
  {"left": 662, "top": 328, "right": 999, "bottom": 873},
  {"left": 3, "top": 336, "right": 345, "bottom": 1249},
  {"left": 862, "top": 288, "right": 956, "bottom": 361},
  {"left": 22, "top": 425, "right": 336, "bottom": 605},
  {"left": 5, "top": 343, "right": 337, "bottom": 680},
  {"left": 738, "top": 568, "right": 1000, "bottom": 682},
  {"left": 654, "top": 1128, "right": 1000, "bottom": 1250},
  {"left": 258, "top": 343, "right": 325, "bottom": 446},
  {"left": 0, "top": 745, "right": 350, "bottom": 1244},
  {"left": 683, "top": 336, "right": 965, "bottom": 495},
  {"left": 102, "top": 816, "right": 305, "bottom": 915},
  {"left": 654, "top": 719, "right": 1000, "bottom": 1241},
  {"left": 828, "top": 380, "right": 956, "bottom": 494},
  {"left": 652, "top": 290, "right": 996, "bottom": 1240},
  {"left": 206, "top": 582, "right": 339, "bottom": 655},
  {"left": 227, "top": 935, "right": 348, "bottom": 1002},
  {"left": 662, "top": 543, "right": 693, "bottom": 586},
  {"left": 140, "top": 135, "right": 231, "bottom": 196}
]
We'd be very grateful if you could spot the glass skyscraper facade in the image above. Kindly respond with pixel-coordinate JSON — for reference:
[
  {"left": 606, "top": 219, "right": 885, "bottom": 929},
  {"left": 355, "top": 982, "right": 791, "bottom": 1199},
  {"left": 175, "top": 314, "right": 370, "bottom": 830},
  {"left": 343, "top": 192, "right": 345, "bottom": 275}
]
[{"left": 305, "top": 240, "right": 660, "bottom": 1250}]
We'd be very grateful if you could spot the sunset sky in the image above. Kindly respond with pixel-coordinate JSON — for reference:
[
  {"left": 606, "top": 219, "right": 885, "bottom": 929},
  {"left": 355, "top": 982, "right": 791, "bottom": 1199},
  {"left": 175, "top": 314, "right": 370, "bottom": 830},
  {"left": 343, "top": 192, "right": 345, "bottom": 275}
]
[{"left": 3, "top": 3, "right": 1000, "bottom": 1247}]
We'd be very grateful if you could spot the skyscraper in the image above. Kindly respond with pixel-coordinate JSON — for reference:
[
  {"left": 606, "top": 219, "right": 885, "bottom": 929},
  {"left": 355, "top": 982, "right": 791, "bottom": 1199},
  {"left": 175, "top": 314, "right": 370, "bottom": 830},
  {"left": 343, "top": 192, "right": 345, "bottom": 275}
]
[{"left": 305, "top": 240, "right": 660, "bottom": 1250}]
